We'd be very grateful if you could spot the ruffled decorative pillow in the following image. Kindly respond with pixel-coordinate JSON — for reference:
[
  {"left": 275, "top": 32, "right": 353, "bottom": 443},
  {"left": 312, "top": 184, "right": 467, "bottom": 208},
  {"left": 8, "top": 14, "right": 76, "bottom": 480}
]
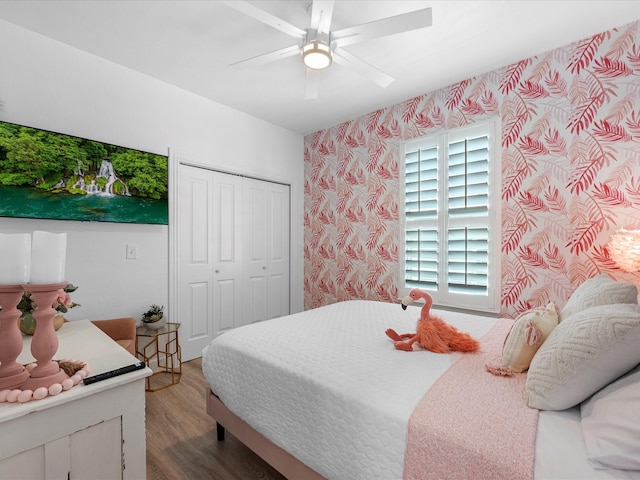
[
  {"left": 526, "top": 303, "right": 640, "bottom": 410},
  {"left": 559, "top": 274, "right": 638, "bottom": 322},
  {"left": 502, "top": 302, "right": 558, "bottom": 373}
]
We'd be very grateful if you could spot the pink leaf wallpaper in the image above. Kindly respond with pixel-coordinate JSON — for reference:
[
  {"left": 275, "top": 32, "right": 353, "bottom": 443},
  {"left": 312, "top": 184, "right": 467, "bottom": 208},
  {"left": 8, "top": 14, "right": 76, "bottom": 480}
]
[{"left": 304, "top": 21, "right": 640, "bottom": 317}]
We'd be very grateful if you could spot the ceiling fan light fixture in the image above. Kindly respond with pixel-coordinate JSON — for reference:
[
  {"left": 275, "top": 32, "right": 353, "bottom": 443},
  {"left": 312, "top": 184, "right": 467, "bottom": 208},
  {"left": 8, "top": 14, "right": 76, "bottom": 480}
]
[{"left": 302, "top": 39, "right": 332, "bottom": 70}]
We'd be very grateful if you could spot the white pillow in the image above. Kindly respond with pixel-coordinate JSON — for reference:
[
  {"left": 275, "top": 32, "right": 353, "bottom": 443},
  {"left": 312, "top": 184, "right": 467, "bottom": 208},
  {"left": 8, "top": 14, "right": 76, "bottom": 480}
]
[
  {"left": 581, "top": 364, "right": 640, "bottom": 471},
  {"left": 525, "top": 303, "right": 640, "bottom": 410},
  {"left": 559, "top": 274, "right": 638, "bottom": 322},
  {"left": 502, "top": 302, "right": 558, "bottom": 373}
]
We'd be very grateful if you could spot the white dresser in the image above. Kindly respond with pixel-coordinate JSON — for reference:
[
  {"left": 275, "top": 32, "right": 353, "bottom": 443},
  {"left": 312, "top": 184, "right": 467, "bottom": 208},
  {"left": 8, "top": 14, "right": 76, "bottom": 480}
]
[{"left": 0, "top": 320, "right": 152, "bottom": 479}]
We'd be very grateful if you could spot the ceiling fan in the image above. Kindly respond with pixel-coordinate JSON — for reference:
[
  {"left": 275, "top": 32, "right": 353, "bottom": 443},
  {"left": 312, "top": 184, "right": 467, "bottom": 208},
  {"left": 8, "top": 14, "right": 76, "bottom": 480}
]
[{"left": 222, "top": 0, "right": 433, "bottom": 99}]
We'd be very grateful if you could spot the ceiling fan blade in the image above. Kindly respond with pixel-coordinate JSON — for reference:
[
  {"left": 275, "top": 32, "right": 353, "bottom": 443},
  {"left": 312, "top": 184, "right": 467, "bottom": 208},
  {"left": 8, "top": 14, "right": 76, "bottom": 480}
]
[
  {"left": 333, "top": 48, "right": 395, "bottom": 88},
  {"left": 304, "top": 70, "right": 320, "bottom": 100},
  {"left": 332, "top": 8, "right": 432, "bottom": 48},
  {"left": 310, "top": 0, "right": 335, "bottom": 35},
  {"left": 230, "top": 44, "right": 301, "bottom": 69},
  {"left": 221, "top": 0, "right": 306, "bottom": 39}
]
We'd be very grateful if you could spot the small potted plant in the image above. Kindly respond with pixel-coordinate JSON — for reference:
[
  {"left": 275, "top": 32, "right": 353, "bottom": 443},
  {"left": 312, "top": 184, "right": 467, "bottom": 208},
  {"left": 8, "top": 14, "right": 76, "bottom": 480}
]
[{"left": 141, "top": 304, "right": 165, "bottom": 329}]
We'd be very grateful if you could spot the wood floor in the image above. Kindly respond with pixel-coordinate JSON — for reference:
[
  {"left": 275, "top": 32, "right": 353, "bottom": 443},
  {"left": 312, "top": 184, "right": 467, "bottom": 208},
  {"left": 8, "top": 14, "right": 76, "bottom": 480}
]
[{"left": 145, "top": 358, "right": 286, "bottom": 480}]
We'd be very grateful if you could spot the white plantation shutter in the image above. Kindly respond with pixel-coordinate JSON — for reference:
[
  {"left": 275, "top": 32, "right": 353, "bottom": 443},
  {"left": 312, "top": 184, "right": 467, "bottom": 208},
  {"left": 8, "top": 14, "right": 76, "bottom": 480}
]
[
  {"left": 448, "top": 135, "right": 489, "bottom": 215},
  {"left": 447, "top": 226, "right": 489, "bottom": 294},
  {"left": 405, "top": 145, "right": 438, "bottom": 218},
  {"left": 402, "top": 121, "right": 500, "bottom": 313},
  {"left": 405, "top": 228, "right": 438, "bottom": 289},
  {"left": 404, "top": 141, "right": 439, "bottom": 289}
]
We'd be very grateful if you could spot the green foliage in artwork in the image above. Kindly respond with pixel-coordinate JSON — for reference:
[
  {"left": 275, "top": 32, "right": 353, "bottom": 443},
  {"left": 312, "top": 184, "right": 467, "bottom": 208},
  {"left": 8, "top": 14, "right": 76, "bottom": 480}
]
[
  {"left": 96, "top": 176, "right": 108, "bottom": 190},
  {"left": 111, "top": 149, "right": 168, "bottom": 200},
  {"left": 0, "top": 121, "right": 167, "bottom": 200}
]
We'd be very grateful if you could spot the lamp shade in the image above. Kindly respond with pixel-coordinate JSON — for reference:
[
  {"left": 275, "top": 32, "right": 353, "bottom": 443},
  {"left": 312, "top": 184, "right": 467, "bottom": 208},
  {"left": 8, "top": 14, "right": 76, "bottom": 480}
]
[
  {"left": 30, "top": 231, "right": 67, "bottom": 284},
  {"left": 608, "top": 228, "right": 640, "bottom": 272},
  {"left": 0, "top": 233, "right": 31, "bottom": 284}
]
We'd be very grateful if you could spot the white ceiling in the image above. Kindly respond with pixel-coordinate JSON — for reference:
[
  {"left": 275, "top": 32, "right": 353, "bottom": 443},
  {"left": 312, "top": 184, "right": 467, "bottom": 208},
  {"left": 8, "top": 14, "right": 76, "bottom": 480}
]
[{"left": 1, "top": 1, "right": 640, "bottom": 136}]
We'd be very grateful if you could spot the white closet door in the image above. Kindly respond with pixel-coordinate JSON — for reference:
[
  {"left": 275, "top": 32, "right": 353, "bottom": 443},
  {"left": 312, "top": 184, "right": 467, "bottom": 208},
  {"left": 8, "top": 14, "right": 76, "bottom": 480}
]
[
  {"left": 178, "top": 165, "right": 215, "bottom": 361},
  {"left": 243, "top": 178, "right": 269, "bottom": 324},
  {"left": 265, "top": 181, "right": 290, "bottom": 320},
  {"left": 243, "top": 177, "right": 290, "bottom": 324},
  {"left": 212, "top": 171, "right": 243, "bottom": 333},
  {"left": 177, "top": 165, "right": 289, "bottom": 360},
  {"left": 178, "top": 167, "right": 243, "bottom": 361}
]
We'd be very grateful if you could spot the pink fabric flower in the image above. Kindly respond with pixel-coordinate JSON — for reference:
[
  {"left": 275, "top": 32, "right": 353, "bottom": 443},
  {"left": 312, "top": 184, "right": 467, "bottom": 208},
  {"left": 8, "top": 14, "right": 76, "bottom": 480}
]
[{"left": 53, "top": 290, "right": 73, "bottom": 309}]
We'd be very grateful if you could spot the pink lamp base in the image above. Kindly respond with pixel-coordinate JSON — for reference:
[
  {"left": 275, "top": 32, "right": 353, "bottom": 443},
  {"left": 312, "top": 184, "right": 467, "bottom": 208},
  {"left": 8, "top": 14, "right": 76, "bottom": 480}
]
[
  {"left": 0, "top": 369, "right": 30, "bottom": 391},
  {"left": 0, "top": 285, "right": 31, "bottom": 390},
  {"left": 0, "top": 359, "right": 90, "bottom": 403},
  {"left": 20, "top": 367, "right": 70, "bottom": 391}
]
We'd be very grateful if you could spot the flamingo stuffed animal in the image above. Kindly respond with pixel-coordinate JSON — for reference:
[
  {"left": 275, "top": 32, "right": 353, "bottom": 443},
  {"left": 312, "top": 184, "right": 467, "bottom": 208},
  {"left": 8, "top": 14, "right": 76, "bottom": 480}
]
[{"left": 385, "top": 288, "right": 480, "bottom": 353}]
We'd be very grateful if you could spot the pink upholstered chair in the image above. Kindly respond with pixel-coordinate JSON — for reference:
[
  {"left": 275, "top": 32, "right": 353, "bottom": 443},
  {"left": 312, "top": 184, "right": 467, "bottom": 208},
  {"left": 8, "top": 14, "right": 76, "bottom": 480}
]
[{"left": 91, "top": 317, "right": 137, "bottom": 357}]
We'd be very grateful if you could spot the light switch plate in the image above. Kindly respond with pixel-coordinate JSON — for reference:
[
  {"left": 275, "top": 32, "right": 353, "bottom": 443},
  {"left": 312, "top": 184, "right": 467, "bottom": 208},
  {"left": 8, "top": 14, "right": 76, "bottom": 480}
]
[{"left": 126, "top": 244, "right": 138, "bottom": 260}]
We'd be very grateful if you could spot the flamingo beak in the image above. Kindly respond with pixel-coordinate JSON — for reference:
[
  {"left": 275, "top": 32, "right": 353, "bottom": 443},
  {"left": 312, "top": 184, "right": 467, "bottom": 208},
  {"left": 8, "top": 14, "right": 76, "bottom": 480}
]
[{"left": 401, "top": 294, "right": 414, "bottom": 310}]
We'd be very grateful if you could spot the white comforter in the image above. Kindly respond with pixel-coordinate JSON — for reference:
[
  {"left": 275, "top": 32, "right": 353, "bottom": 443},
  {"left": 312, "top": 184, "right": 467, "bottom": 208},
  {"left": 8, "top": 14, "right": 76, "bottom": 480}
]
[{"left": 201, "top": 299, "right": 496, "bottom": 480}]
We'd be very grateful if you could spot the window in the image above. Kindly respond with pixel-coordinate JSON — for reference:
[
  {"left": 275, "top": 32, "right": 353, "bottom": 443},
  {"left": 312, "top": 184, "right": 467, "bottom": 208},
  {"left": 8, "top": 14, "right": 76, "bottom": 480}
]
[{"left": 402, "top": 121, "right": 500, "bottom": 313}]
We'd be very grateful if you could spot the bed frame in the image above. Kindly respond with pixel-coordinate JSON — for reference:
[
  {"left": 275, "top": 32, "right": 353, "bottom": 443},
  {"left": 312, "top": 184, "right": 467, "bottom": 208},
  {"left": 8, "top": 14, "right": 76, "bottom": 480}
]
[{"left": 206, "top": 388, "right": 325, "bottom": 480}]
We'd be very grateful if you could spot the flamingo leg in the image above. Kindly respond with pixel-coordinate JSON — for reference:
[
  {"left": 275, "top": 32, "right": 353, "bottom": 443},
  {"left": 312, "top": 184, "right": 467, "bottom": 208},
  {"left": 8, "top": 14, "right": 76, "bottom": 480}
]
[
  {"left": 394, "top": 334, "right": 419, "bottom": 351},
  {"left": 385, "top": 329, "right": 415, "bottom": 341}
]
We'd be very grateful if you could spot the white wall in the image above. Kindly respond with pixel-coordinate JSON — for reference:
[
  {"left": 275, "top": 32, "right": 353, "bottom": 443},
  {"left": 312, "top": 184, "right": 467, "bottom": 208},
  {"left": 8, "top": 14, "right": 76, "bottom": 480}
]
[{"left": 0, "top": 20, "right": 304, "bottom": 323}]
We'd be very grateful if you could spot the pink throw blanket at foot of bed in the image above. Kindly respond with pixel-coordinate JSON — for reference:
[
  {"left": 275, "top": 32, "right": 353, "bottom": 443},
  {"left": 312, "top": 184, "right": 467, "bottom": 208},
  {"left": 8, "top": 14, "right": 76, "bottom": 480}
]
[{"left": 403, "top": 318, "right": 539, "bottom": 480}]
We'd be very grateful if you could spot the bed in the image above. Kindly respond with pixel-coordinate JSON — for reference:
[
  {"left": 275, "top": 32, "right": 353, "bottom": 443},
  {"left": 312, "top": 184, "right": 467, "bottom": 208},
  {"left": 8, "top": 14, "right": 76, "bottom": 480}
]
[{"left": 202, "top": 276, "right": 640, "bottom": 480}]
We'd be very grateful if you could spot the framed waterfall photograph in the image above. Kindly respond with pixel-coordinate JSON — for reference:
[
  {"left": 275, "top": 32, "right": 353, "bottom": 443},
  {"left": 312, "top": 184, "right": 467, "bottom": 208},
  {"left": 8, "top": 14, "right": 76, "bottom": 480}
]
[{"left": 0, "top": 120, "right": 168, "bottom": 225}]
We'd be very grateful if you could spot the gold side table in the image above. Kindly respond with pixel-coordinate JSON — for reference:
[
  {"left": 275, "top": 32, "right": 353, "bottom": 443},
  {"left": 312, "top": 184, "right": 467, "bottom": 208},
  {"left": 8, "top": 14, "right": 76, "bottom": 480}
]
[{"left": 136, "top": 322, "right": 182, "bottom": 392}]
